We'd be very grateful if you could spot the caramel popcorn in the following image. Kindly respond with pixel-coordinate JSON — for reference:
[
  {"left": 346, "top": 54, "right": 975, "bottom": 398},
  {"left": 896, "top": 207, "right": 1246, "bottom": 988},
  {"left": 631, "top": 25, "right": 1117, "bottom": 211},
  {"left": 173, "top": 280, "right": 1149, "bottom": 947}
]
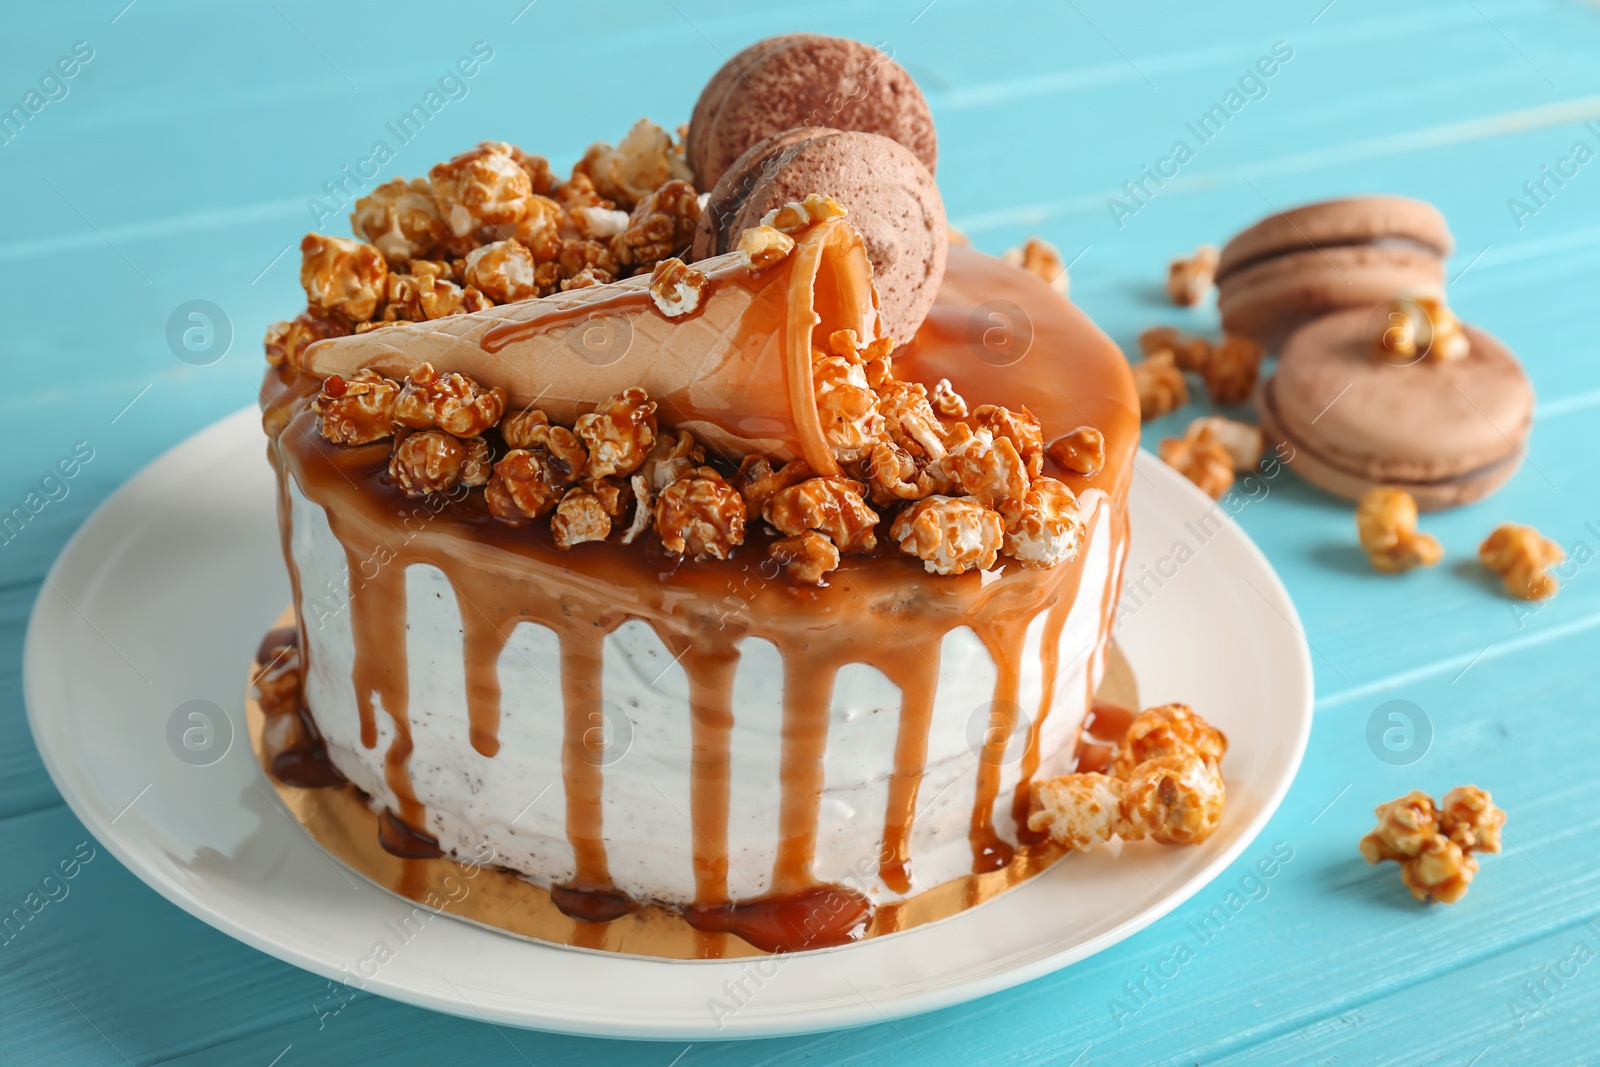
[
  {"left": 578, "top": 119, "right": 692, "bottom": 209},
  {"left": 1158, "top": 431, "right": 1233, "bottom": 500},
  {"left": 1046, "top": 425, "right": 1106, "bottom": 478},
  {"left": 1132, "top": 352, "right": 1189, "bottom": 421},
  {"left": 552, "top": 170, "right": 613, "bottom": 213},
  {"left": 655, "top": 468, "right": 746, "bottom": 560},
  {"left": 252, "top": 633, "right": 301, "bottom": 719},
  {"left": 762, "top": 193, "right": 848, "bottom": 235},
  {"left": 555, "top": 237, "right": 622, "bottom": 285},
  {"left": 769, "top": 530, "right": 841, "bottom": 586},
  {"left": 264, "top": 309, "right": 351, "bottom": 370},
  {"left": 508, "top": 146, "right": 557, "bottom": 195},
  {"left": 1138, "top": 326, "right": 1210, "bottom": 373},
  {"left": 973, "top": 404, "right": 1045, "bottom": 479},
  {"left": 393, "top": 363, "right": 508, "bottom": 438},
  {"left": 575, "top": 387, "right": 658, "bottom": 479},
  {"left": 648, "top": 257, "right": 709, "bottom": 318},
  {"left": 876, "top": 379, "right": 948, "bottom": 460},
  {"left": 1001, "top": 478, "right": 1087, "bottom": 568},
  {"left": 464, "top": 239, "right": 538, "bottom": 304},
  {"left": 1361, "top": 787, "right": 1502, "bottom": 904},
  {"left": 863, "top": 440, "right": 940, "bottom": 504},
  {"left": 1202, "top": 335, "right": 1263, "bottom": 406},
  {"left": 1113, "top": 703, "right": 1228, "bottom": 778},
  {"left": 763, "top": 477, "right": 880, "bottom": 554},
  {"left": 736, "top": 454, "right": 812, "bottom": 513},
  {"left": 1375, "top": 295, "right": 1469, "bottom": 363},
  {"left": 429, "top": 141, "right": 536, "bottom": 250},
  {"left": 485, "top": 449, "right": 563, "bottom": 523},
  {"left": 514, "top": 195, "right": 565, "bottom": 261},
  {"left": 1185, "top": 416, "right": 1263, "bottom": 471},
  {"left": 737, "top": 225, "right": 795, "bottom": 269},
  {"left": 570, "top": 206, "right": 631, "bottom": 240},
  {"left": 501, "top": 409, "right": 587, "bottom": 486},
  {"left": 1028, "top": 774, "right": 1122, "bottom": 851},
  {"left": 1356, "top": 487, "right": 1443, "bottom": 573},
  {"left": 389, "top": 431, "right": 490, "bottom": 496},
  {"left": 621, "top": 474, "right": 653, "bottom": 544},
  {"left": 813, "top": 355, "right": 885, "bottom": 463},
  {"left": 1479, "top": 522, "right": 1564, "bottom": 600},
  {"left": 937, "top": 423, "right": 1028, "bottom": 505},
  {"left": 313, "top": 370, "right": 399, "bottom": 446},
  {"left": 641, "top": 429, "right": 707, "bottom": 493},
  {"left": 551, "top": 483, "right": 621, "bottom": 549},
  {"left": 930, "top": 377, "right": 967, "bottom": 418},
  {"left": 562, "top": 266, "right": 615, "bottom": 291},
  {"left": 1003, "top": 236, "right": 1069, "bottom": 296},
  {"left": 1030, "top": 703, "right": 1228, "bottom": 852},
  {"left": 613, "top": 179, "right": 700, "bottom": 271},
  {"left": 350, "top": 178, "right": 445, "bottom": 265},
  {"left": 890, "top": 495, "right": 1005, "bottom": 576},
  {"left": 1166, "top": 244, "right": 1219, "bottom": 306},
  {"left": 300, "top": 234, "right": 388, "bottom": 323}
]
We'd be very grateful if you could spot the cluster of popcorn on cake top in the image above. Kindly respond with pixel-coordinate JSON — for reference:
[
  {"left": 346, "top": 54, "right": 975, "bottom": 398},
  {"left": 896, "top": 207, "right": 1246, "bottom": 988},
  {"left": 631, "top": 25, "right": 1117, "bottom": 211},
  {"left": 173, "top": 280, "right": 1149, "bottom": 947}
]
[{"left": 265, "top": 120, "right": 701, "bottom": 372}]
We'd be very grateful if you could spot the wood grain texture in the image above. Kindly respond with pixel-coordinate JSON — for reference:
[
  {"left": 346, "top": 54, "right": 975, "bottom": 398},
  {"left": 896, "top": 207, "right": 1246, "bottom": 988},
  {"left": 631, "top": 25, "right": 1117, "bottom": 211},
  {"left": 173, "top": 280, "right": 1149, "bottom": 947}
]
[{"left": 3, "top": 0, "right": 1599, "bottom": 1063}]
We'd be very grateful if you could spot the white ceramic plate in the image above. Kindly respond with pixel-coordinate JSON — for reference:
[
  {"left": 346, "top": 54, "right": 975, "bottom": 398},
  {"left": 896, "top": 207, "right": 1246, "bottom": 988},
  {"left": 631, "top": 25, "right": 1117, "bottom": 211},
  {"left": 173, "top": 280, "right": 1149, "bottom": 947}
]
[{"left": 24, "top": 407, "right": 1312, "bottom": 1040}]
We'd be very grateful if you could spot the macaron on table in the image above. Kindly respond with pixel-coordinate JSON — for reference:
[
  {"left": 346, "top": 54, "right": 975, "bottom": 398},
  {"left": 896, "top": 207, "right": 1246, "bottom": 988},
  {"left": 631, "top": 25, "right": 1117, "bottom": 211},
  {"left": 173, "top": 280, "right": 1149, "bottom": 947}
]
[{"left": 7, "top": 4, "right": 1600, "bottom": 1066}]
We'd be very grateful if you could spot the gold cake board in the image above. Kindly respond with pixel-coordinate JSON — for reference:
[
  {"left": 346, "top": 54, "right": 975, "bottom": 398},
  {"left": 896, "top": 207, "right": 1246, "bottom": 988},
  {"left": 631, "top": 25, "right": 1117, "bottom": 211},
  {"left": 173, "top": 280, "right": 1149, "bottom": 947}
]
[{"left": 247, "top": 614, "right": 1137, "bottom": 961}]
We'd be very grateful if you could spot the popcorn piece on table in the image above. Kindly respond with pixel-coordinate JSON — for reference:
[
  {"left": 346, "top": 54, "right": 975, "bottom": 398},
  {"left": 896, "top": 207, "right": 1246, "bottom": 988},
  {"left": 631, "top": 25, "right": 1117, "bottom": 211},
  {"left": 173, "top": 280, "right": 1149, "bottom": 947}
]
[
  {"left": 648, "top": 258, "right": 709, "bottom": 318},
  {"left": 575, "top": 387, "right": 658, "bottom": 479},
  {"left": 763, "top": 477, "right": 880, "bottom": 554},
  {"left": 1132, "top": 351, "right": 1189, "bottom": 421},
  {"left": 1003, "top": 236, "right": 1069, "bottom": 296},
  {"left": 300, "top": 234, "right": 388, "bottom": 323},
  {"left": 1166, "top": 244, "right": 1219, "bottom": 307},
  {"left": 1356, "top": 487, "right": 1443, "bottom": 573},
  {"left": 1186, "top": 416, "right": 1263, "bottom": 471},
  {"left": 1046, "top": 425, "right": 1106, "bottom": 478},
  {"left": 389, "top": 431, "right": 490, "bottom": 497},
  {"left": 1139, "top": 325, "right": 1211, "bottom": 372},
  {"left": 393, "top": 363, "right": 508, "bottom": 438},
  {"left": 655, "top": 467, "right": 747, "bottom": 561},
  {"left": 1158, "top": 428, "right": 1234, "bottom": 500},
  {"left": 891, "top": 495, "right": 1005, "bottom": 576},
  {"left": 1359, "top": 786, "right": 1504, "bottom": 904},
  {"left": 313, "top": 370, "right": 399, "bottom": 446},
  {"left": 1201, "top": 335, "right": 1264, "bottom": 406},
  {"left": 768, "top": 530, "right": 841, "bottom": 586},
  {"left": 1479, "top": 522, "right": 1564, "bottom": 600},
  {"left": 350, "top": 177, "right": 446, "bottom": 266}
]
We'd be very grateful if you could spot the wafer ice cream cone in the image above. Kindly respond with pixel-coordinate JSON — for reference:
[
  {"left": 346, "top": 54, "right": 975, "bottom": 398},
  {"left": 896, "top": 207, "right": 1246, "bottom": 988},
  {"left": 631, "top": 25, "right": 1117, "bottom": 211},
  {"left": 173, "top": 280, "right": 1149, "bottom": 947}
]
[{"left": 305, "top": 217, "right": 878, "bottom": 474}]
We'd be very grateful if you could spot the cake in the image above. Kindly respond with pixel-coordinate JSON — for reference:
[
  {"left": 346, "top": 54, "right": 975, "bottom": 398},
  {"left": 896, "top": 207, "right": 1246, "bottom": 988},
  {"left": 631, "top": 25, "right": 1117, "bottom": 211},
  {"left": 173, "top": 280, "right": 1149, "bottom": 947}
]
[{"left": 254, "top": 35, "right": 1139, "bottom": 955}]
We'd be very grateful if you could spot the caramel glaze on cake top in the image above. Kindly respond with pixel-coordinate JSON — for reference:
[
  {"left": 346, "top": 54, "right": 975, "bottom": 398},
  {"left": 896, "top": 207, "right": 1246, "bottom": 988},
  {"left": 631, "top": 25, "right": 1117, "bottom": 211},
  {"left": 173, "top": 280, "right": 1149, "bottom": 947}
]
[{"left": 260, "top": 246, "right": 1139, "bottom": 952}]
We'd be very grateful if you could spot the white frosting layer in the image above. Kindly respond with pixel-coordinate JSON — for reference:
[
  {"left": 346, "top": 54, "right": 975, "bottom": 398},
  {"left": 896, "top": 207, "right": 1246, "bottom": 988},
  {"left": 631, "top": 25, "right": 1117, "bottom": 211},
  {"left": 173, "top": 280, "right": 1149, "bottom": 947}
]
[{"left": 289, "top": 480, "right": 1119, "bottom": 906}]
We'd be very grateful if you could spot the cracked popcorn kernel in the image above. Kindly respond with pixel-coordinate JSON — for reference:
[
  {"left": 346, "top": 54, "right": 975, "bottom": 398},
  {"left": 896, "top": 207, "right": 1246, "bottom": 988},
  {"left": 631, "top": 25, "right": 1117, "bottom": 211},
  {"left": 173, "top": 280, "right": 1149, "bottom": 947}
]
[
  {"left": 763, "top": 477, "right": 880, "bottom": 554},
  {"left": 1201, "top": 335, "right": 1263, "bottom": 407},
  {"left": 648, "top": 257, "right": 709, "bottom": 318},
  {"left": 1132, "top": 351, "right": 1189, "bottom": 421},
  {"left": 930, "top": 377, "right": 967, "bottom": 418},
  {"left": 973, "top": 404, "right": 1045, "bottom": 480},
  {"left": 575, "top": 387, "right": 658, "bottom": 479},
  {"left": 1187, "top": 416, "right": 1263, "bottom": 471},
  {"left": 350, "top": 177, "right": 445, "bottom": 266},
  {"left": 769, "top": 530, "right": 841, "bottom": 586},
  {"left": 613, "top": 179, "right": 701, "bottom": 271},
  {"left": 762, "top": 193, "right": 848, "bottom": 235},
  {"left": 501, "top": 408, "right": 587, "bottom": 486},
  {"left": 737, "top": 225, "right": 795, "bottom": 269},
  {"left": 393, "top": 362, "right": 508, "bottom": 438},
  {"left": 464, "top": 239, "right": 538, "bottom": 304},
  {"left": 300, "top": 234, "right": 388, "bottom": 323},
  {"left": 1028, "top": 774, "right": 1122, "bottom": 852},
  {"left": 1119, "top": 754, "right": 1226, "bottom": 846},
  {"left": 1139, "top": 325, "right": 1211, "bottom": 373},
  {"left": 1113, "top": 703, "right": 1229, "bottom": 779},
  {"left": 429, "top": 141, "right": 536, "bottom": 250},
  {"left": 313, "top": 370, "right": 400, "bottom": 446},
  {"left": 1166, "top": 244, "right": 1219, "bottom": 307},
  {"left": 890, "top": 495, "right": 1005, "bottom": 576},
  {"left": 1046, "top": 425, "right": 1106, "bottom": 478},
  {"left": 485, "top": 449, "right": 563, "bottom": 523},
  {"left": 264, "top": 309, "right": 351, "bottom": 370},
  {"left": 388, "top": 431, "right": 490, "bottom": 497},
  {"left": 736, "top": 454, "right": 812, "bottom": 513},
  {"left": 1159, "top": 430, "right": 1234, "bottom": 500},
  {"left": 1356, "top": 487, "right": 1443, "bottom": 573},
  {"left": 1479, "top": 522, "right": 1564, "bottom": 600},
  {"left": 1001, "top": 478, "right": 1089, "bottom": 569},
  {"left": 654, "top": 467, "right": 746, "bottom": 561},
  {"left": 814, "top": 355, "right": 886, "bottom": 464},
  {"left": 1003, "top": 236, "right": 1068, "bottom": 296}
]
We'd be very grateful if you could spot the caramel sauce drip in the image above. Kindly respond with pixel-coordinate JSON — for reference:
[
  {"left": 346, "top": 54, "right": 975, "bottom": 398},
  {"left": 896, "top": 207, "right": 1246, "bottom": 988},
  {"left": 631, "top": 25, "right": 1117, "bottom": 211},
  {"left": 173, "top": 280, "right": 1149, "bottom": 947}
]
[
  {"left": 683, "top": 884, "right": 871, "bottom": 954},
  {"left": 264, "top": 247, "right": 1141, "bottom": 944},
  {"left": 1009, "top": 599, "right": 1073, "bottom": 845},
  {"left": 1074, "top": 701, "right": 1138, "bottom": 775},
  {"left": 377, "top": 809, "right": 444, "bottom": 859}
]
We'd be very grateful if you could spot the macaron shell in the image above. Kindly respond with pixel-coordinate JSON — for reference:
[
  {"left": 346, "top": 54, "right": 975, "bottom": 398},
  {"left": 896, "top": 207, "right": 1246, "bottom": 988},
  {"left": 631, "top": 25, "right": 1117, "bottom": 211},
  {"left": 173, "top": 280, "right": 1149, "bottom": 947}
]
[
  {"left": 1218, "top": 195, "right": 1454, "bottom": 279},
  {"left": 1259, "top": 306, "right": 1533, "bottom": 507},
  {"left": 1218, "top": 244, "right": 1445, "bottom": 349},
  {"left": 685, "top": 34, "right": 805, "bottom": 187},
  {"left": 720, "top": 131, "right": 947, "bottom": 344},
  {"left": 691, "top": 126, "right": 833, "bottom": 262},
  {"left": 688, "top": 35, "right": 937, "bottom": 190}
]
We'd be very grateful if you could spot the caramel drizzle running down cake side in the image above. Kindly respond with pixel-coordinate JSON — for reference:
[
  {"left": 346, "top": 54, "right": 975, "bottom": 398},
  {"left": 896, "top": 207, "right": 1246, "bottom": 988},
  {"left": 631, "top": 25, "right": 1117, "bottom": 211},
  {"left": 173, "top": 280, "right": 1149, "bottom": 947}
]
[{"left": 268, "top": 247, "right": 1141, "bottom": 944}]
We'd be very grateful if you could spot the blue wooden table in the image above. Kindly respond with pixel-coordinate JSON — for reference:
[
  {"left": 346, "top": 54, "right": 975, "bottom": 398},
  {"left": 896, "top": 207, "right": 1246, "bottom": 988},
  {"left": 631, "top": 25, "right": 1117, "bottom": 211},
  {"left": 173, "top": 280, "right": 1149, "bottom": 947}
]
[{"left": 5, "top": 2, "right": 1600, "bottom": 1063}]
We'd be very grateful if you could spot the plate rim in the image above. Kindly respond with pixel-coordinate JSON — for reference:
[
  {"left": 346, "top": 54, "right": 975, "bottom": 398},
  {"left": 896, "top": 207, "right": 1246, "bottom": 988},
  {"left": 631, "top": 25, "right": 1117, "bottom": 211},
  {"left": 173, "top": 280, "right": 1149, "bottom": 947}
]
[{"left": 23, "top": 405, "right": 1314, "bottom": 1040}]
